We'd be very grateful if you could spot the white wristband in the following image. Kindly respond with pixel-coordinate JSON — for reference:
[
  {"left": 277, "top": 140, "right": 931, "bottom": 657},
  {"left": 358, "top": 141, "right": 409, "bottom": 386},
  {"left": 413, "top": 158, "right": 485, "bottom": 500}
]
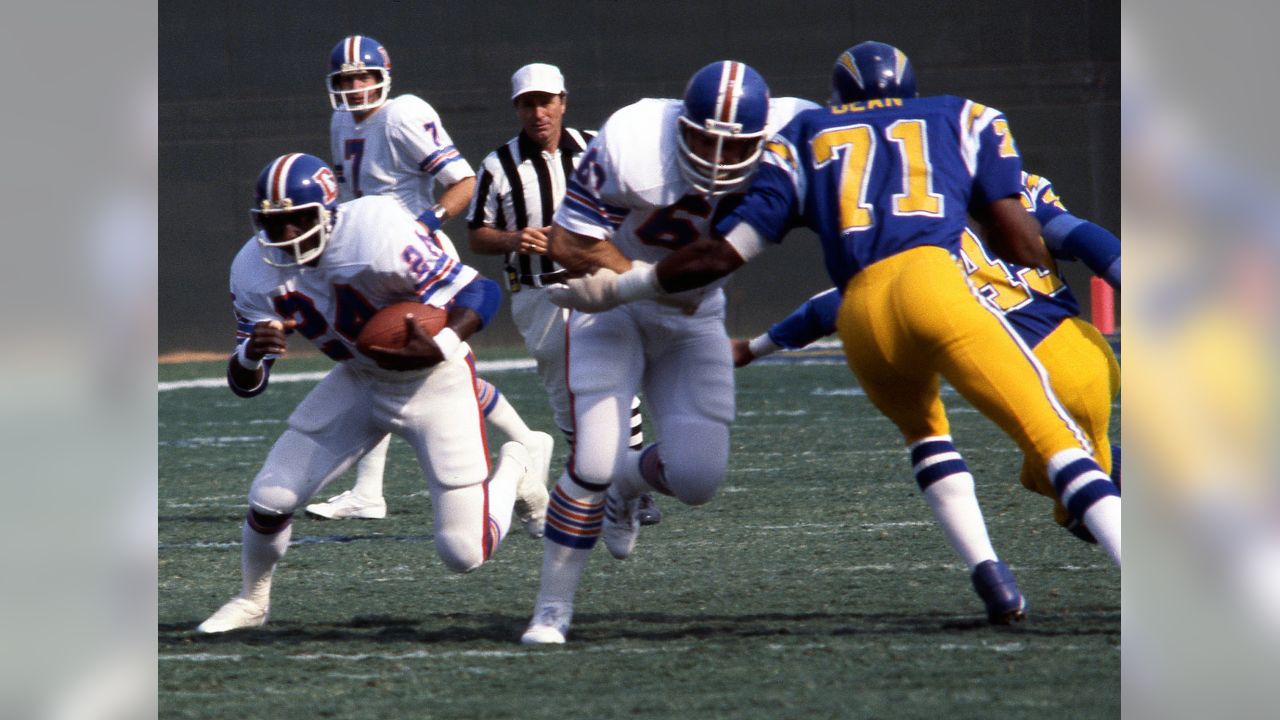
[
  {"left": 235, "top": 342, "right": 263, "bottom": 370},
  {"left": 748, "top": 333, "right": 782, "bottom": 359},
  {"left": 433, "top": 327, "right": 462, "bottom": 361},
  {"left": 616, "top": 261, "right": 663, "bottom": 303}
]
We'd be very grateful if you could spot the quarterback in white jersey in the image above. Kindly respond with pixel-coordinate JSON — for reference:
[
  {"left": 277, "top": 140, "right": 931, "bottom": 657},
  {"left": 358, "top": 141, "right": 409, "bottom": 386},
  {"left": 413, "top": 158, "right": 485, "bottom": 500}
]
[
  {"left": 314, "top": 35, "right": 550, "bottom": 524},
  {"left": 521, "top": 61, "right": 818, "bottom": 644},
  {"left": 327, "top": 36, "right": 476, "bottom": 262},
  {"left": 197, "top": 153, "right": 548, "bottom": 634}
]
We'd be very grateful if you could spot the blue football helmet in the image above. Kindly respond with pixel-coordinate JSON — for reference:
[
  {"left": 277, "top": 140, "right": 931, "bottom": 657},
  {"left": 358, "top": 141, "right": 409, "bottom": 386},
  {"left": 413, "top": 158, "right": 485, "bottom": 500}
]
[
  {"left": 251, "top": 153, "right": 340, "bottom": 267},
  {"left": 676, "top": 61, "right": 771, "bottom": 197},
  {"left": 327, "top": 35, "right": 392, "bottom": 112},
  {"left": 830, "top": 41, "right": 917, "bottom": 104}
]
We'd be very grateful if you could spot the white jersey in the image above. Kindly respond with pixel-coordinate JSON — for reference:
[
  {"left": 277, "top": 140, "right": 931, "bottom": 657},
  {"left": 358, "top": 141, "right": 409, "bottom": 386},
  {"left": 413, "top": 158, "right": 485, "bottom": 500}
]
[
  {"left": 329, "top": 94, "right": 475, "bottom": 218},
  {"left": 230, "top": 195, "right": 476, "bottom": 378},
  {"left": 555, "top": 96, "right": 818, "bottom": 309}
]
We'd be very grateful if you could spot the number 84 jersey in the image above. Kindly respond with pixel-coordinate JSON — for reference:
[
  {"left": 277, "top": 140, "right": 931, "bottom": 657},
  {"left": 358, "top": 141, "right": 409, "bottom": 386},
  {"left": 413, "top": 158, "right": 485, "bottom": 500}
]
[
  {"left": 556, "top": 96, "right": 818, "bottom": 311},
  {"left": 229, "top": 195, "right": 476, "bottom": 374}
]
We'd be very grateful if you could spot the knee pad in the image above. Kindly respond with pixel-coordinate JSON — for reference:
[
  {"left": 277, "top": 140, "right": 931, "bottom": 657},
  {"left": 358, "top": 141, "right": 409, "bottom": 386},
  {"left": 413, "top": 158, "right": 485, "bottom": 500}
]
[
  {"left": 246, "top": 509, "right": 293, "bottom": 535},
  {"left": 434, "top": 530, "right": 485, "bottom": 574},
  {"left": 249, "top": 482, "right": 303, "bottom": 516}
]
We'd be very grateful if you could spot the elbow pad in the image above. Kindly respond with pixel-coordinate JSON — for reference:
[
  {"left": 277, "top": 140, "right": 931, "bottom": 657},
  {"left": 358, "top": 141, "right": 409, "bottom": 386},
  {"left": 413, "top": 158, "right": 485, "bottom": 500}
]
[
  {"left": 1042, "top": 214, "right": 1120, "bottom": 288},
  {"left": 451, "top": 276, "right": 502, "bottom": 328}
]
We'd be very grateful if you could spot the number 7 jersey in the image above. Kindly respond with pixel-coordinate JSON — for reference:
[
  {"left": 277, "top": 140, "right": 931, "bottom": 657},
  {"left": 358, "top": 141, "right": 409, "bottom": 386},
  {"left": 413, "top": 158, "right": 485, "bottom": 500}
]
[{"left": 723, "top": 95, "right": 1025, "bottom": 292}]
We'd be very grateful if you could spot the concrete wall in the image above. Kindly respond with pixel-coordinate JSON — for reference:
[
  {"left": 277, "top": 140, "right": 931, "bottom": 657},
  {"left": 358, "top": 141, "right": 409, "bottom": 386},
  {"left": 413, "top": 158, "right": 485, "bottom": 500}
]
[{"left": 160, "top": 0, "right": 1118, "bottom": 353}]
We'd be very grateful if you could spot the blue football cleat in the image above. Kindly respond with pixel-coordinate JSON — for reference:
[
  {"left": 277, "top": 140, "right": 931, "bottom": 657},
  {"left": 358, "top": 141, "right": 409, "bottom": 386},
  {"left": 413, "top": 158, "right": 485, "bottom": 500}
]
[
  {"left": 971, "top": 559, "right": 1027, "bottom": 625},
  {"left": 636, "top": 492, "right": 662, "bottom": 526}
]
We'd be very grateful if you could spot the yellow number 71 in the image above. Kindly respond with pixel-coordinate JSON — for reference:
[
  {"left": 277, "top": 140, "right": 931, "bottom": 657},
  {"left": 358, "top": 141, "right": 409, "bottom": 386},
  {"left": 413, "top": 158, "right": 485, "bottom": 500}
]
[{"left": 811, "top": 120, "right": 943, "bottom": 233}]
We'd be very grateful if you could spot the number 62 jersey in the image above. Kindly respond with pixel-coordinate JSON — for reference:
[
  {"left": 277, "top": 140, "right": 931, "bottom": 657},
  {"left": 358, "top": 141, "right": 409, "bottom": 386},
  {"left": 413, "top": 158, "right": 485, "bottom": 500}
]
[
  {"left": 229, "top": 195, "right": 476, "bottom": 376},
  {"left": 556, "top": 96, "right": 818, "bottom": 313}
]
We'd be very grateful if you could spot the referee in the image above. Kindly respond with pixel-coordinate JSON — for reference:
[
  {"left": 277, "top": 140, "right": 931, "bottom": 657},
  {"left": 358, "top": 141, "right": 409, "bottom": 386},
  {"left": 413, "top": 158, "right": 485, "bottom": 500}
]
[{"left": 467, "top": 63, "right": 660, "bottom": 525}]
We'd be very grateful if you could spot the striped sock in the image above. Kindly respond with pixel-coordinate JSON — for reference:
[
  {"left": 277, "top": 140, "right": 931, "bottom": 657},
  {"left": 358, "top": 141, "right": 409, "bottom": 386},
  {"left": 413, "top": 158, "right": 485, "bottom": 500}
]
[
  {"left": 537, "top": 476, "right": 603, "bottom": 607},
  {"left": 629, "top": 396, "right": 644, "bottom": 451},
  {"left": 1049, "top": 449, "right": 1122, "bottom": 565},
  {"left": 910, "top": 436, "right": 997, "bottom": 571},
  {"left": 544, "top": 476, "right": 605, "bottom": 550}
]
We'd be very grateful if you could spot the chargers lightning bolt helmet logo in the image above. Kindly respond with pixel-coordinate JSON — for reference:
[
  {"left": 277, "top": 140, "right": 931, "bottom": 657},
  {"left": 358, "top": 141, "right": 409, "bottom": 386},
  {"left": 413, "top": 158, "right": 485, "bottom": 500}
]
[
  {"left": 676, "top": 61, "right": 771, "bottom": 197},
  {"left": 830, "top": 41, "right": 917, "bottom": 105},
  {"left": 251, "top": 153, "right": 339, "bottom": 267},
  {"left": 327, "top": 35, "right": 392, "bottom": 112}
]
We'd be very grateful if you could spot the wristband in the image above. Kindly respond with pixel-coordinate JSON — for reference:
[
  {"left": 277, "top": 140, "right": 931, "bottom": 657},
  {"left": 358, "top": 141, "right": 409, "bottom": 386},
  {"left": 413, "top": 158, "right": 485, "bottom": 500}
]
[
  {"left": 433, "top": 327, "right": 462, "bottom": 360},
  {"left": 418, "top": 203, "right": 447, "bottom": 234},
  {"left": 748, "top": 334, "right": 782, "bottom": 359},
  {"left": 235, "top": 342, "right": 264, "bottom": 370},
  {"left": 616, "top": 262, "right": 663, "bottom": 303}
]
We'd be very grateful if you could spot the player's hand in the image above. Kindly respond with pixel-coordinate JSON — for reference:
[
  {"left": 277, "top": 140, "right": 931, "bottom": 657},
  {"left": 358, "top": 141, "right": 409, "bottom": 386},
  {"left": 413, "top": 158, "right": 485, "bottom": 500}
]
[
  {"left": 365, "top": 315, "right": 446, "bottom": 371},
  {"left": 547, "top": 268, "right": 622, "bottom": 312},
  {"left": 516, "top": 226, "right": 552, "bottom": 255},
  {"left": 245, "top": 319, "right": 296, "bottom": 361},
  {"left": 730, "top": 338, "right": 756, "bottom": 367}
]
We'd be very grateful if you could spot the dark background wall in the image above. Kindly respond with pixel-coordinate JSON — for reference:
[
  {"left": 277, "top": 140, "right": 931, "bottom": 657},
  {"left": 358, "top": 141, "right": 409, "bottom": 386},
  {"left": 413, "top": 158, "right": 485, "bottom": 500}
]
[{"left": 160, "top": 0, "right": 1118, "bottom": 354}]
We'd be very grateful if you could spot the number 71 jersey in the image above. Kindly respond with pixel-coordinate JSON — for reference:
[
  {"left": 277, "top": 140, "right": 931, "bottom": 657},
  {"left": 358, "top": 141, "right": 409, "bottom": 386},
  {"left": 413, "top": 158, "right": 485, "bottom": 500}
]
[{"left": 725, "top": 95, "right": 1026, "bottom": 292}]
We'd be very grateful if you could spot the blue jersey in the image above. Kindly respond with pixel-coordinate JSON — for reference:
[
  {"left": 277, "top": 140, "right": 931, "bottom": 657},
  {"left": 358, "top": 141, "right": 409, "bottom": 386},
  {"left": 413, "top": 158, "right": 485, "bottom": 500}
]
[
  {"left": 718, "top": 95, "right": 1026, "bottom": 291},
  {"left": 765, "top": 172, "right": 1098, "bottom": 350}
]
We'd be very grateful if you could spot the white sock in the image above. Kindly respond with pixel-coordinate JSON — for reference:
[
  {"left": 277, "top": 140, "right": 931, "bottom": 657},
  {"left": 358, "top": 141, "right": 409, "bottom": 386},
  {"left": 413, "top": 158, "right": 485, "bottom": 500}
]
[
  {"left": 922, "top": 474, "right": 998, "bottom": 571},
  {"left": 1048, "top": 448, "right": 1122, "bottom": 567},
  {"left": 241, "top": 520, "right": 292, "bottom": 607},
  {"left": 537, "top": 475, "right": 603, "bottom": 606},
  {"left": 351, "top": 435, "right": 390, "bottom": 500},
  {"left": 486, "top": 394, "right": 534, "bottom": 444},
  {"left": 487, "top": 445, "right": 526, "bottom": 540},
  {"left": 1083, "top": 495, "right": 1122, "bottom": 566}
]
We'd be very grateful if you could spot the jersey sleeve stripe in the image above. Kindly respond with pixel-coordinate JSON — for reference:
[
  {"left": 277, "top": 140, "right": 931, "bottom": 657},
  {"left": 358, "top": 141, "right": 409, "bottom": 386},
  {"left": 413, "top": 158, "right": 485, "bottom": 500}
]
[
  {"left": 959, "top": 100, "right": 1002, "bottom": 177},
  {"left": 420, "top": 146, "right": 462, "bottom": 175}
]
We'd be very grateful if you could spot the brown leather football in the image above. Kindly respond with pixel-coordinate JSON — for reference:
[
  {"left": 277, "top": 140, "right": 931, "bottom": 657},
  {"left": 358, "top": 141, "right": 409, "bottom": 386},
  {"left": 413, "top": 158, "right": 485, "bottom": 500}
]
[{"left": 356, "top": 302, "right": 448, "bottom": 354}]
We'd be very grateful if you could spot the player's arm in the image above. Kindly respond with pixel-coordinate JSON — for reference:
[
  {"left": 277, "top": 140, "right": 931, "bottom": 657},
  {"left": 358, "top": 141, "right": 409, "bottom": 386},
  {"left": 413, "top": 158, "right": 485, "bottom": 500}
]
[
  {"left": 734, "top": 288, "right": 841, "bottom": 367},
  {"left": 227, "top": 319, "right": 295, "bottom": 398},
  {"left": 548, "top": 223, "right": 632, "bottom": 275},
  {"left": 1041, "top": 214, "right": 1121, "bottom": 289},
  {"left": 970, "top": 196, "right": 1047, "bottom": 268},
  {"left": 364, "top": 275, "right": 502, "bottom": 371}
]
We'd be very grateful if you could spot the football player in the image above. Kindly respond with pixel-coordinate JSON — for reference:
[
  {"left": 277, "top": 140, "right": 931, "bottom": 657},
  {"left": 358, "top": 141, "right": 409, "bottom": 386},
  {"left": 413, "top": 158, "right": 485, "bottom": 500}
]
[
  {"left": 733, "top": 169, "right": 1122, "bottom": 545},
  {"left": 520, "top": 61, "right": 819, "bottom": 644},
  {"left": 550, "top": 42, "right": 1122, "bottom": 625},
  {"left": 197, "top": 153, "right": 549, "bottom": 633},
  {"left": 310, "top": 35, "right": 553, "bottom": 523}
]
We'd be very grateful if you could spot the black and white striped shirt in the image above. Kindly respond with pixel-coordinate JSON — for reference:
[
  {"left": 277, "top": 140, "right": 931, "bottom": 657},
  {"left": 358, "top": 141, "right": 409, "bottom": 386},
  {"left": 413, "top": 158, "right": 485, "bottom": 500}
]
[{"left": 467, "top": 127, "right": 595, "bottom": 287}]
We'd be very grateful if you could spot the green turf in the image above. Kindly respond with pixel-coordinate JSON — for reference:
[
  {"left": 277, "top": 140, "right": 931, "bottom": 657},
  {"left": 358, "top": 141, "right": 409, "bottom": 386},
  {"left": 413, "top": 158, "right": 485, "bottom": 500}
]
[{"left": 159, "top": 357, "right": 1120, "bottom": 719}]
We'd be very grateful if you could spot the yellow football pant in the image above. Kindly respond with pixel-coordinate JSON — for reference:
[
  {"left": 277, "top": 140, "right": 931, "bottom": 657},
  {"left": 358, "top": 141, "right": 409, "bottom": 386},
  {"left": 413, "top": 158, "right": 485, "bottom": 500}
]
[
  {"left": 837, "top": 246, "right": 1094, "bottom": 474},
  {"left": 1021, "top": 316, "right": 1120, "bottom": 525}
]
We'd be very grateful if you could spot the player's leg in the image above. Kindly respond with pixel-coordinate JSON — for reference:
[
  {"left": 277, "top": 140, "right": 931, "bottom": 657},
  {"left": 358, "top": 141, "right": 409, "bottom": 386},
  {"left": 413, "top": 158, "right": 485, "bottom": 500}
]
[
  {"left": 199, "top": 366, "right": 384, "bottom": 633},
  {"left": 524, "top": 308, "right": 643, "bottom": 643},
  {"left": 304, "top": 434, "right": 391, "bottom": 520},
  {"left": 629, "top": 395, "right": 663, "bottom": 526},
  {"left": 396, "top": 354, "right": 545, "bottom": 565},
  {"left": 838, "top": 257, "right": 1024, "bottom": 623},
  {"left": 904, "top": 250, "right": 1120, "bottom": 564},
  {"left": 473, "top": 371, "right": 554, "bottom": 516},
  {"left": 1021, "top": 317, "right": 1121, "bottom": 543}
]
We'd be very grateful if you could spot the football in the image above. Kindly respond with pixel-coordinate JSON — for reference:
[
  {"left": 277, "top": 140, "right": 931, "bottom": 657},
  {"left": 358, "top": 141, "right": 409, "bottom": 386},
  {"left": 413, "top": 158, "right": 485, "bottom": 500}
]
[{"left": 356, "top": 302, "right": 448, "bottom": 354}]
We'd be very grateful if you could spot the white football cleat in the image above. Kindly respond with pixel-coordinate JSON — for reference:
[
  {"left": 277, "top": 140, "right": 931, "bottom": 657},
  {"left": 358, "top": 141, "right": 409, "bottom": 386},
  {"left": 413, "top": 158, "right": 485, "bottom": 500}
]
[
  {"left": 509, "top": 440, "right": 550, "bottom": 538},
  {"left": 602, "top": 484, "right": 640, "bottom": 560},
  {"left": 304, "top": 490, "right": 387, "bottom": 520},
  {"left": 197, "top": 596, "right": 269, "bottom": 634},
  {"left": 521, "top": 601, "right": 573, "bottom": 645}
]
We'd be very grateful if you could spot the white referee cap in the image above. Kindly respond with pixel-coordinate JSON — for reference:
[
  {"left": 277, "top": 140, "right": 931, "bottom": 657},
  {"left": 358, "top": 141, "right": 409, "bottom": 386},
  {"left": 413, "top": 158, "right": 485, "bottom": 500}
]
[{"left": 511, "top": 63, "right": 566, "bottom": 99}]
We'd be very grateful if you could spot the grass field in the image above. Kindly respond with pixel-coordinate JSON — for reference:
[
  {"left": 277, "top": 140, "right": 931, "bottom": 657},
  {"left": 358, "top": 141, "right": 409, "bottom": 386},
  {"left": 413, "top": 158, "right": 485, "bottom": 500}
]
[{"left": 159, "top": 349, "right": 1120, "bottom": 719}]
